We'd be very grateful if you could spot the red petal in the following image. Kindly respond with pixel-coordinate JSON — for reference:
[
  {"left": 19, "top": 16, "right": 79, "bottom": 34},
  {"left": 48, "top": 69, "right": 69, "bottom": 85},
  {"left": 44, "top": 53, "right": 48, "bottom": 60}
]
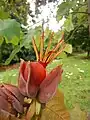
[
  {"left": 26, "top": 62, "right": 46, "bottom": 98},
  {"left": 26, "top": 83, "right": 39, "bottom": 98},
  {"left": 3, "top": 84, "right": 24, "bottom": 105},
  {"left": 18, "top": 60, "right": 30, "bottom": 96},
  {"left": 2, "top": 87, "right": 24, "bottom": 113},
  {"left": 20, "top": 59, "right": 27, "bottom": 80},
  {"left": 30, "top": 62, "right": 46, "bottom": 85},
  {"left": 0, "top": 96, "right": 9, "bottom": 111},
  {"left": 38, "top": 66, "right": 63, "bottom": 103},
  {"left": 24, "top": 61, "right": 30, "bottom": 81},
  {"left": 0, "top": 86, "right": 8, "bottom": 99}
]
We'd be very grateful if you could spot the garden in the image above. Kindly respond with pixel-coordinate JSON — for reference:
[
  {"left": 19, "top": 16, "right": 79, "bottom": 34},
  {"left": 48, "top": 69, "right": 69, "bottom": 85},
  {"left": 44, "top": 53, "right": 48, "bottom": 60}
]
[{"left": 0, "top": 0, "right": 90, "bottom": 120}]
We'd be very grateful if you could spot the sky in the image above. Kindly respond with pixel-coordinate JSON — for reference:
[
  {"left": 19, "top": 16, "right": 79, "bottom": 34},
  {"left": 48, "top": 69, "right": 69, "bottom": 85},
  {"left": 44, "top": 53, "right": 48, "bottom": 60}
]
[{"left": 27, "top": 0, "right": 65, "bottom": 32}]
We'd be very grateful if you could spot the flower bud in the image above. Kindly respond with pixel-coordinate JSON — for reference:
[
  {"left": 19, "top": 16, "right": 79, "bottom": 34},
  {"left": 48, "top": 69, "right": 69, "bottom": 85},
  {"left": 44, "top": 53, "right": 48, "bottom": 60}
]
[{"left": 0, "top": 84, "right": 24, "bottom": 116}]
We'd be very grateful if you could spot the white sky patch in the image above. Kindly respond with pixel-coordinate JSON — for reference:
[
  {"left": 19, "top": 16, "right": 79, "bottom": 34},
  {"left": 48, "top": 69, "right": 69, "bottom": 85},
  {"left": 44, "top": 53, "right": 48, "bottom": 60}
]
[
  {"left": 49, "top": 17, "right": 65, "bottom": 32},
  {"left": 27, "top": 0, "right": 64, "bottom": 32}
]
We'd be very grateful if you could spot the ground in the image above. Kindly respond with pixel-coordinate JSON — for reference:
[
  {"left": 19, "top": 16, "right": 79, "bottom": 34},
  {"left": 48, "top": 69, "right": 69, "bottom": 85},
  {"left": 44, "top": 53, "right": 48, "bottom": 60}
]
[{"left": 0, "top": 53, "right": 90, "bottom": 112}]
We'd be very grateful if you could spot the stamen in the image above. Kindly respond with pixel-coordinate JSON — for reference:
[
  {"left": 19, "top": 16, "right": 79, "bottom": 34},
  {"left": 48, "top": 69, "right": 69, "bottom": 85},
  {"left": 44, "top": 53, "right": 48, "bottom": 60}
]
[
  {"left": 32, "top": 37, "right": 39, "bottom": 61},
  {"left": 43, "top": 32, "right": 54, "bottom": 62},
  {"left": 44, "top": 51, "right": 55, "bottom": 63},
  {"left": 47, "top": 43, "right": 66, "bottom": 64},
  {"left": 45, "top": 33, "right": 64, "bottom": 63},
  {"left": 32, "top": 32, "right": 65, "bottom": 66},
  {"left": 40, "top": 32, "right": 44, "bottom": 61},
  {"left": 52, "top": 33, "right": 64, "bottom": 52}
]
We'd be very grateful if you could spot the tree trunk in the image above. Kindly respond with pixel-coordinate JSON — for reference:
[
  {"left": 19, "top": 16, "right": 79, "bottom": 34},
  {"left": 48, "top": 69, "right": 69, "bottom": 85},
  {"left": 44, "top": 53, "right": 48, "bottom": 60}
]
[
  {"left": 88, "top": 0, "right": 90, "bottom": 32},
  {"left": 88, "top": 0, "right": 90, "bottom": 57}
]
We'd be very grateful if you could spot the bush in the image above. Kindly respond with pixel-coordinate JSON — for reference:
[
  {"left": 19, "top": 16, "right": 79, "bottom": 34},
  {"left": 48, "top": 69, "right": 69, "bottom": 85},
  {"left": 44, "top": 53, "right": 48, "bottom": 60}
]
[{"left": 0, "top": 41, "right": 36, "bottom": 65}]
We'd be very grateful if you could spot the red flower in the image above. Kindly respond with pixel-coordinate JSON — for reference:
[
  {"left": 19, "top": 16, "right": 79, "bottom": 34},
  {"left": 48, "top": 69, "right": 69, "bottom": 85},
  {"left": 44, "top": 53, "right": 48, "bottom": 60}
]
[
  {"left": 18, "top": 60, "right": 46, "bottom": 98},
  {"left": 18, "top": 59, "right": 63, "bottom": 103},
  {"left": 18, "top": 32, "right": 64, "bottom": 103}
]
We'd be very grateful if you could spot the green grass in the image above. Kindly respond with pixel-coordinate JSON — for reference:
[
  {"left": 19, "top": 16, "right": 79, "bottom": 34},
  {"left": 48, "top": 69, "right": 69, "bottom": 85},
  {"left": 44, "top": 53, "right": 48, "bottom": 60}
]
[
  {"left": 47, "top": 53, "right": 90, "bottom": 112},
  {"left": 0, "top": 53, "right": 90, "bottom": 112},
  {"left": 0, "top": 69, "right": 18, "bottom": 85}
]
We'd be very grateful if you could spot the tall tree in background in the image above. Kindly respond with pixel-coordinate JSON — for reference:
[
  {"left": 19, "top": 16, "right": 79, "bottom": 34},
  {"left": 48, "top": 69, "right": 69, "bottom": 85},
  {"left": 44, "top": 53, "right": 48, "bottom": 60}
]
[
  {"left": 88, "top": 0, "right": 90, "bottom": 56},
  {"left": 0, "top": 0, "right": 31, "bottom": 25},
  {"left": 56, "top": 0, "right": 90, "bottom": 57}
]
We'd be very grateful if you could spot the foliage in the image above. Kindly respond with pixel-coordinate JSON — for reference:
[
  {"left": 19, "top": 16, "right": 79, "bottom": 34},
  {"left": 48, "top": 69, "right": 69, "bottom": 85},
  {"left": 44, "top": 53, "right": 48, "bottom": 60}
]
[
  {"left": 0, "top": 20, "right": 40, "bottom": 65},
  {"left": 0, "top": 0, "right": 30, "bottom": 25},
  {"left": 0, "top": 19, "right": 20, "bottom": 42},
  {"left": 0, "top": 18, "right": 20, "bottom": 65},
  {"left": 0, "top": 0, "right": 36, "bottom": 65},
  {"left": 65, "top": 25, "right": 89, "bottom": 52},
  {"left": 0, "top": 0, "right": 45, "bottom": 65},
  {"left": 3, "top": 27, "right": 42, "bottom": 65},
  {"left": 0, "top": 41, "right": 36, "bottom": 65},
  {"left": 56, "top": 0, "right": 90, "bottom": 56},
  {"left": 64, "top": 14, "right": 74, "bottom": 32},
  {"left": 57, "top": 0, "right": 88, "bottom": 27}
]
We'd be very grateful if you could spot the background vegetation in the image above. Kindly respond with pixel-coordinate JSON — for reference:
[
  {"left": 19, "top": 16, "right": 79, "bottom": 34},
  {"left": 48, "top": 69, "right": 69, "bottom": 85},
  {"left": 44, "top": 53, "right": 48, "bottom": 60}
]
[{"left": 0, "top": 0, "right": 90, "bottom": 119}]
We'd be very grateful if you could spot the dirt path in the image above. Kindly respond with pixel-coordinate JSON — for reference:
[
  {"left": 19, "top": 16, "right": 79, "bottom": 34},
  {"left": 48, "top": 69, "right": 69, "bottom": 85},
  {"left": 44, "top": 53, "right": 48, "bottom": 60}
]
[{"left": 0, "top": 63, "right": 19, "bottom": 72}]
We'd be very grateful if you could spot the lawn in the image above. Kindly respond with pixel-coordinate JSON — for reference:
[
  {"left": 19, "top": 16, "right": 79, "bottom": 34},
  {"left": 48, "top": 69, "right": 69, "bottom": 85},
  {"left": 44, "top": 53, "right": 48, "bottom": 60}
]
[{"left": 0, "top": 53, "right": 90, "bottom": 112}]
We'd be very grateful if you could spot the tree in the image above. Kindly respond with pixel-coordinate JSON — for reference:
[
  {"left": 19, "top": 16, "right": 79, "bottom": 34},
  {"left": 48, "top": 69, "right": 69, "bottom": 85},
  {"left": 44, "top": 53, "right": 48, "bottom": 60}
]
[
  {"left": 56, "top": 0, "right": 90, "bottom": 57},
  {"left": 65, "top": 25, "right": 88, "bottom": 52},
  {"left": 88, "top": 0, "right": 90, "bottom": 56},
  {"left": 0, "top": 0, "right": 31, "bottom": 25}
]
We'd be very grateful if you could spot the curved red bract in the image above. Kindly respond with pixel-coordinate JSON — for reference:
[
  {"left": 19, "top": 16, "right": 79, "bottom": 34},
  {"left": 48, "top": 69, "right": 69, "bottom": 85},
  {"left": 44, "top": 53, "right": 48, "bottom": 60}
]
[
  {"left": 30, "top": 62, "right": 46, "bottom": 85},
  {"left": 21, "top": 61, "right": 46, "bottom": 85}
]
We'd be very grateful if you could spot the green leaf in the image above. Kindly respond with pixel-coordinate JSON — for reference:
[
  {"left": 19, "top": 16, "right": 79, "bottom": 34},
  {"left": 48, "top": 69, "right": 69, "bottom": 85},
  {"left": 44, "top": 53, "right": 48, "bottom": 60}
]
[
  {"left": 0, "top": 9, "right": 10, "bottom": 19},
  {"left": 4, "top": 28, "right": 37, "bottom": 65},
  {"left": 34, "top": 26, "right": 42, "bottom": 48},
  {"left": 0, "top": 19, "right": 20, "bottom": 40},
  {"left": 0, "top": 36, "right": 4, "bottom": 45},
  {"left": 57, "top": 15, "right": 63, "bottom": 21},
  {"left": 64, "top": 44, "right": 72, "bottom": 54},
  {"left": 57, "top": 52, "right": 67, "bottom": 59},
  {"left": 10, "top": 36, "right": 19, "bottom": 45},
  {"left": 5, "top": 36, "right": 19, "bottom": 45},
  {"left": 56, "top": 2, "right": 70, "bottom": 21},
  {"left": 45, "top": 27, "right": 52, "bottom": 37},
  {"left": 77, "top": 6, "right": 87, "bottom": 26},
  {"left": 64, "top": 14, "right": 74, "bottom": 32},
  {"left": 4, "top": 46, "right": 20, "bottom": 65},
  {"left": 4, "top": 28, "right": 36, "bottom": 65},
  {"left": 56, "top": 1, "right": 77, "bottom": 21},
  {"left": 20, "top": 29, "right": 35, "bottom": 48},
  {"left": 54, "top": 30, "right": 64, "bottom": 42},
  {"left": 21, "top": 26, "right": 42, "bottom": 49}
]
